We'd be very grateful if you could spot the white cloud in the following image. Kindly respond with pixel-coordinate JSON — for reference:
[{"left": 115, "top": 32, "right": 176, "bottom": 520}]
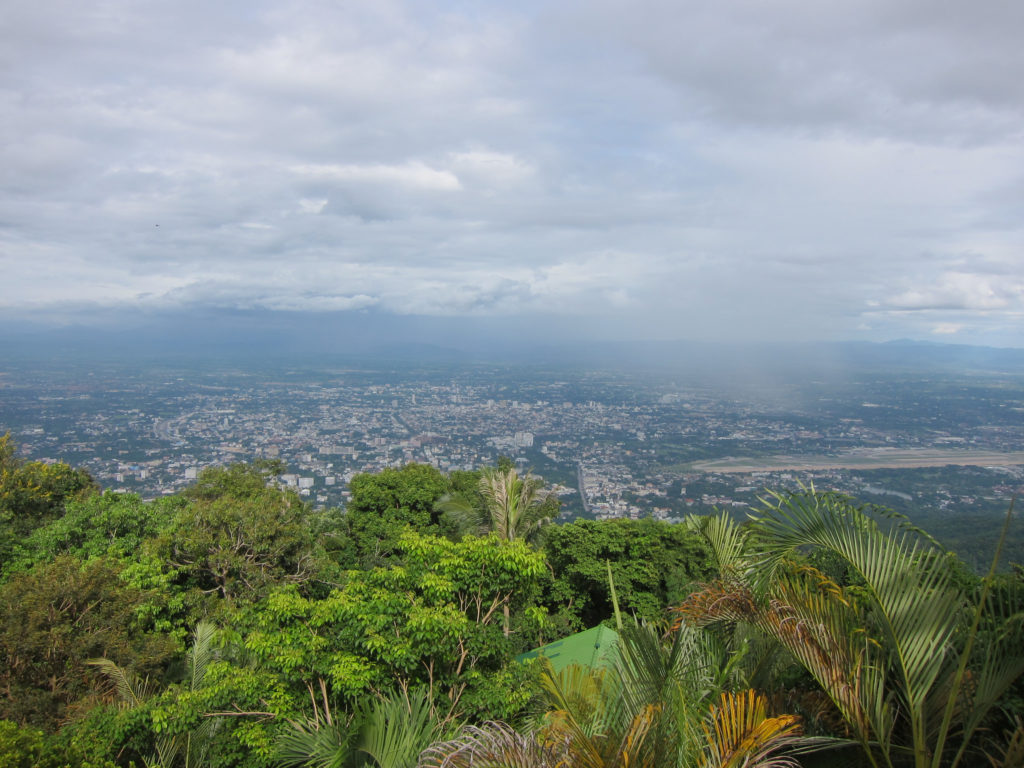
[
  {"left": 578, "top": 0, "right": 1024, "bottom": 143},
  {"left": 448, "top": 150, "right": 534, "bottom": 186},
  {"left": 297, "top": 198, "right": 327, "bottom": 214},
  {"left": 1, "top": 0, "right": 1023, "bottom": 346},
  {"left": 885, "top": 272, "right": 1022, "bottom": 311},
  {"left": 290, "top": 162, "right": 461, "bottom": 191}
]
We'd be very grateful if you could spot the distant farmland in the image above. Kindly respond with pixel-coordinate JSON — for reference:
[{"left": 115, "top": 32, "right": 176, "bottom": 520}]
[{"left": 687, "top": 449, "right": 1024, "bottom": 473}]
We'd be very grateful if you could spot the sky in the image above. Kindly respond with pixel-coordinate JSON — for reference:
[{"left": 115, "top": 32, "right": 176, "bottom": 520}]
[{"left": 2, "top": 0, "right": 1023, "bottom": 348}]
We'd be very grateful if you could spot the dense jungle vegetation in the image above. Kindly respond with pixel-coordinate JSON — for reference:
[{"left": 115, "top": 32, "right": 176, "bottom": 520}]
[{"left": 1, "top": 433, "right": 1022, "bottom": 768}]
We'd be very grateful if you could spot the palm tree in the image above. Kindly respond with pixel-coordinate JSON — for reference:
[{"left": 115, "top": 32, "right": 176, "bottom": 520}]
[
  {"left": 436, "top": 466, "right": 555, "bottom": 636},
  {"left": 421, "top": 586, "right": 803, "bottom": 768},
  {"left": 420, "top": 629, "right": 802, "bottom": 768},
  {"left": 90, "top": 621, "right": 219, "bottom": 768},
  {"left": 277, "top": 686, "right": 440, "bottom": 768},
  {"left": 477, "top": 467, "right": 555, "bottom": 545},
  {"left": 436, "top": 466, "right": 557, "bottom": 545},
  {"left": 679, "top": 490, "right": 1024, "bottom": 768}
]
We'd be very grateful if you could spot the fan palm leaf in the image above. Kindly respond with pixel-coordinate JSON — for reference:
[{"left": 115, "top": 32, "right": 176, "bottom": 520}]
[
  {"left": 276, "top": 715, "right": 356, "bottom": 768},
  {"left": 280, "top": 688, "right": 440, "bottom": 768},
  {"left": 417, "top": 721, "right": 570, "bottom": 768},
  {"left": 358, "top": 688, "right": 439, "bottom": 768}
]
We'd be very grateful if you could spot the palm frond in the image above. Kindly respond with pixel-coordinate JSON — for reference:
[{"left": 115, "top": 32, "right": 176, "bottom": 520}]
[
  {"left": 759, "top": 565, "right": 883, "bottom": 745},
  {"left": 276, "top": 715, "right": 356, "bottom": 768},
  {"left": 478, "top": 467, "right": 554, "bottom": 543},
  {"left": 86, "top": 657, "right": 160, "bottom": 708},
  {"left": 357, "top": 688, "right": 438, "bottom": 768},
  {"left": 418, "top": 721, "right": 569, "bottom": 768},
  {"left": 672, "top": 578, "right": 757, "bottom": 630},
  {"left": 538, "top": 659, "right": 617, "bottom": 740},
  {"left": 984, "top": 716, "right": 1024, "bottom": 768},
  {"left": 188, "top": 620, "right": 217, "bottom": 692},
  {"left": 699, "top": 690, "right": 802, "bottom": 768},
  {"left": 435, "top": 493, "right": 487, "bottom": 538},
  {"left": 151, "top": 734, "right": 182, "bottom": 768},
  {"left": 687, "top": 511, "right": 752, "bottom": 577},
  {"left": 748, "top": 489, "right": 1021, "bottom": 768},
  {"left": 938, "top": 498, "right": 1023, "bottom": 768},
  {"left": 604, "top": 704, "right": 660, "bottom": 768},
  {"left": 185, "top": 714, "right": 220, "bottom": 768}
]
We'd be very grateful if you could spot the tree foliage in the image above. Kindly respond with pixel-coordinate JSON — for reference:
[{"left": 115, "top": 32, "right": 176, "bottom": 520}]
[
  {"left": 0, "top": 433, "right": 97, "bottom": 570},
  {"left": 154, "top": 464, "right": 318, "bottom": 602},
  {"left": 5, "top": 491, "right": 183, "bottom": 578},
  {"left": 0, "top": 555, "right": 176, "bottom": 731},
  {"left": 542, "top": 518, "right": 713, "bottom": 631},
  {"left": 345, "top": 464, "right": 449, "bottom": 565},
  {"left": 242, "top": 530, "right": 545, "bottom": 724},
  {"left": 0, "top": 438, "right": 1019, "bottom": 768}
]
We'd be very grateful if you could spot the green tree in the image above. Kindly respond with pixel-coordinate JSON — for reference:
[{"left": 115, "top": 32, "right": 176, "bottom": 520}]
[
  {"left": 153, "top": 464, "right": 317, "bottom": 603},
  {"left": 0, "top": 434, "right": 97, "bottom": 571},
  {"left": 0, "top": 720, "right": 65, "bottom": 768},
  {"left": 240, "top": 531, "right": 545, "bottom": 724},
  {"left": 5, "top": 492, "right": 183, "bottom": 577},
  {"left": 0, "top": 555, "right": 175, "bottom": 730},
  {"left": 344, "top": 465, "right": 449, "bottom": 565},
  {"left": 437, "top": 466, "right": 560, "bottom": 544},
  {"left": 542, "top": 518, "right": 713, "bottom": 632},
  {"left": 477, "top": 467, "right": 556, "bottom": 545},
  {"left": 437, "top": 466, "right": 558, "bottom": 637},
  {"left": 442, "top": 466, "right": 557, "bottom": 544}
]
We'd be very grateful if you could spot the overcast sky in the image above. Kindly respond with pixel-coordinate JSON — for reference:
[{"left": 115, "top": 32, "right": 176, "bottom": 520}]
[{"left": 2, "top": 0, "right": 1022, "bottom": 346}]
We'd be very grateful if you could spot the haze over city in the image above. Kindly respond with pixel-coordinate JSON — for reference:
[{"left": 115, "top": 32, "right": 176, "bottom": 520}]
[{"left": 2, "top": 0, "right": 1023, "bottom": 350}]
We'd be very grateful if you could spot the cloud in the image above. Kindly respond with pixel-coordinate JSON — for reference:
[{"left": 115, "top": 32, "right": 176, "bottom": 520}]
[
  {"left": 297, "top": 199, "right": 327, "bottom": 214},
  {"left": 448, "top": 150, "right": 534, "bottom": 187},
  {"left": 0, "top": 0, "right": 1022, "bottom": 347},
  {"left": 884, "top": 272, "right": 1023, "bottom": 311},
  {"left": 290, "top": 162, "right": 461, "bottom": 191},
  {"left": 576, "top": 0, "right": 1024, "bottom": 144}
]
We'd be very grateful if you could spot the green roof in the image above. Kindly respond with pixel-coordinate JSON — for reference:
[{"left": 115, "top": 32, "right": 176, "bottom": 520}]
[{"left": 516, "top": 624, "right": 619, "bottom": 673}]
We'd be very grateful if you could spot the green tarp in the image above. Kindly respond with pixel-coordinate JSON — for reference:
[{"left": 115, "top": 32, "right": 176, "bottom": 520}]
[{"left": 516, "top": 624, "right": 619, "bottom": 673}]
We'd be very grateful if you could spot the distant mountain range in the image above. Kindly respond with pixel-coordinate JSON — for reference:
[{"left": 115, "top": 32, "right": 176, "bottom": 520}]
[{"left": 1, "top": 309, "right": 1021, "bottom": 375}]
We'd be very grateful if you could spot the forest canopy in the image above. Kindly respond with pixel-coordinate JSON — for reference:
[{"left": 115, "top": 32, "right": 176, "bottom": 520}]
[{"left": 0, "top": 438, "right": 1021, "bottom": 768}]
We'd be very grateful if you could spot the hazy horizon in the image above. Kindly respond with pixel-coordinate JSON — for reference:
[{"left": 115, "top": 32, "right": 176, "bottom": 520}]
[{"left": 2, "top": 314, "right": 1023, "bottom": 383}]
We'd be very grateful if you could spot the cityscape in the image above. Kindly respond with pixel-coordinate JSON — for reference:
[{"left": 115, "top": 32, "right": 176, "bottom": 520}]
[{"left": 3, "top": 358, "right": 1022, "bottom": 565}]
